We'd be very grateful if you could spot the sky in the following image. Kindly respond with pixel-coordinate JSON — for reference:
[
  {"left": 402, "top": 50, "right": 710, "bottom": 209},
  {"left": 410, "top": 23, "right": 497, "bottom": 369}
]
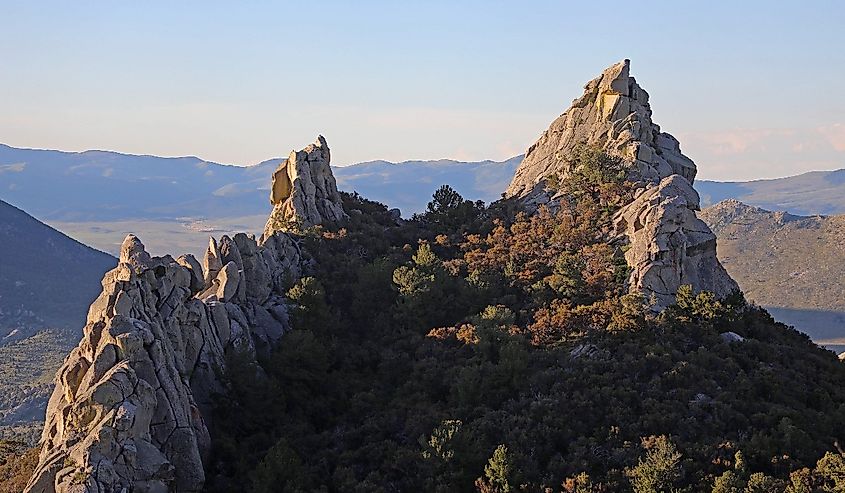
[{"left": 1, "top": 1, "right": 844, "bottom": 181}]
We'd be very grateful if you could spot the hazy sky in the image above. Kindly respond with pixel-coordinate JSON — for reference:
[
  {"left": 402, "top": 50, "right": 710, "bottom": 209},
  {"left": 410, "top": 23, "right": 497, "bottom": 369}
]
[{"left": 2, "top": 1, "right": 844, "bottom": 180}]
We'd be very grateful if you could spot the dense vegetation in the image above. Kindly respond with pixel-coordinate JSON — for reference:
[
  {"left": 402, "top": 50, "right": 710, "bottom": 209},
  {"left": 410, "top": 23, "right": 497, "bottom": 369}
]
[
  {"left": 203, "top": 149, "right": 845, "bottom": 492},
  {"left": 0, "top": 439, "right": 38, "bottom": 493}
]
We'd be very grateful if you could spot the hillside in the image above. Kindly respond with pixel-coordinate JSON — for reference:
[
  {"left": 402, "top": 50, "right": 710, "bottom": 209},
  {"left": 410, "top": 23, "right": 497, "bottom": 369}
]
[
  {"left": 0, "top": 199, "right": 115, "bottom": 339},
  {"left": 697, "top": 169, "right": 845, "bottom": 216},
  {"left": 0, "top": 330, "right": 76, "bottom": 429},
  {"left": 700, "top": 199, "right": 845, "bottom": 350},
  {"left": 0, "top": 201, "right": 115, "bottom": 438}
]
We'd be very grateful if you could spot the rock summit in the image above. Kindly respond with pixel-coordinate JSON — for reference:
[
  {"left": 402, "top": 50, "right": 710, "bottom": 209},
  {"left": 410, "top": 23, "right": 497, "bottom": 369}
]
[{"left": 506, "top": 60, "right": 738, "bottom": 307}]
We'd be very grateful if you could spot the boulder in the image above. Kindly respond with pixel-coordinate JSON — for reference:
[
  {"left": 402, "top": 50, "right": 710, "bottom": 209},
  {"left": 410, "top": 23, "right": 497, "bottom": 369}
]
[{"left": 720, "top": 331, "right": 746, "bottom": 343}]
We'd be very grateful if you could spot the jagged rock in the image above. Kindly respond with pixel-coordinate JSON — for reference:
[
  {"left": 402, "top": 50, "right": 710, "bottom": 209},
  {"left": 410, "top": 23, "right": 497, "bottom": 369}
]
[
  {"left": 263, "top": 135, "right": 347, "bottom": 238},
  {"left": 214, "top": 261, "right": 240, "bottom": 302},
  {"left": 120, "top": 233, "right": 154, "bottom": 273},
  {"left": 25, "top": 148, "right": 326, "bottom": 491},
  {"left": 505, "top": 60, "right": 737, "bottom": 308},
  {"left": 613, "top": 176, "right": 738, "bottom": 308},
  {"left": 218, "top": 236, "right": 246, "bottom": 303},
  {"left": 26, "top": 232, "right": 301, "bottom": 493},
  {"left": 202, "top": 237, "right": 223, "bottom": 287},
  {"left": 506, "top": 60, "right": 694, "bottom": 201},
  {"left": 234, "top": 233, "right": 272, "bottom": 303}
]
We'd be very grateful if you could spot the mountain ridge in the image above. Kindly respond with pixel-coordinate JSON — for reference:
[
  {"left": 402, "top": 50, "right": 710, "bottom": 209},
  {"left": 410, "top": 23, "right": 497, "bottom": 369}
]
[
  {"left": 16, "top": 60, "right": 845, "bottom": 493},
  {"left": 700, "top": 198, "right": 845, "bottom": 350}
]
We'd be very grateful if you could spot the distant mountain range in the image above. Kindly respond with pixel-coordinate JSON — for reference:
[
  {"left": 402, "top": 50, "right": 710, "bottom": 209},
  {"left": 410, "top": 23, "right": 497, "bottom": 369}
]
[
  {"left": 1, "top": 142, "right": 844, "bottom": 256},
  {"left": 0, "top": 143, "right": 520, "bottom": 221},
  {"left": 333, "top": 156, "right": 522, "bottom": 214},
  {"left": 0, "top": 144, "right": 521, "bottom": 256},
  {"left": 697, "top": 169, "right": 845, "bottom": 215}
]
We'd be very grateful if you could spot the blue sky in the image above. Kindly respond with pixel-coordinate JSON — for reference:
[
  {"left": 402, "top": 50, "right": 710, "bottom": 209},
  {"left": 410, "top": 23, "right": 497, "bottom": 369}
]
[{"left": 1, "top": 1, "right": 844, "bottom": 180}]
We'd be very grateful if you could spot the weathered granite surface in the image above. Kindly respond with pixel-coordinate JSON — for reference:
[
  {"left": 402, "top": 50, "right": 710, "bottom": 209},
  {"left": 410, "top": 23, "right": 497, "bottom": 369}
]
[
  {"left": 263, "top": 135, "right": 347, "bottom": 238},
  {"left": 25, "top": 138, "right": 333, "bottom": 492}
]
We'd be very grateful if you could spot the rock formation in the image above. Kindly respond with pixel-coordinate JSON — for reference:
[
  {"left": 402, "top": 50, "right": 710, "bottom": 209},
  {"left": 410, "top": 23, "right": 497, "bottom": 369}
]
[
  {"left": 24, "top": 138, "right": 336, "bottom": 492},
  {"left": 263, "top": 135, "right": 347, "bottom": 238},
  {"left": 505, "top": 60, "right": 738, "bottom": 308}
]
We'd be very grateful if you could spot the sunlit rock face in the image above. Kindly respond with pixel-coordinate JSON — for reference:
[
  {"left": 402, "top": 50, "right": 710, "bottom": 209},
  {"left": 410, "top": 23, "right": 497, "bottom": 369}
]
[
  {"left": 263, "top": 135, "right": 347, "bottom": 238},
  {"left": 24, "top": 137, "right": 344, "bottom": 493},
  {"left": 506, "top": 60, "right": 738, "bottom": 308}
]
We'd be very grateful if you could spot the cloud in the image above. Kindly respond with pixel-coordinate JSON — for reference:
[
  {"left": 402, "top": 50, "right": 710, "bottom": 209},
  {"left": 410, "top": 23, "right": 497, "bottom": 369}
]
[
  {"left": 677, "top": 125, "right": 845, "bottom": 180},
  {"left": 495, "top": 140, "right": 523, "bottom": 159},
  {"left": 818, "top": 123, "right": 845, "bottom": 152},
  {"left": 0, "top": 162, "right": 26, "bottom": 174},
  {"left": 681, "top": 129, "right": 797, "bottom": 156}
]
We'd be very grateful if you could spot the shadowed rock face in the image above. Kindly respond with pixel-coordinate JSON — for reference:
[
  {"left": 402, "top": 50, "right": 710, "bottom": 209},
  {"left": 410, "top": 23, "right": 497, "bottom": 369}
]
[
  {"left": 506, "top": 60, "right": 738, "bottom": 308},
  {"left": 263, "top": 135, "right": 347, "bottom": 238},
  {"left": 24, "top": 138, "right": 336, "bottom": 493}
]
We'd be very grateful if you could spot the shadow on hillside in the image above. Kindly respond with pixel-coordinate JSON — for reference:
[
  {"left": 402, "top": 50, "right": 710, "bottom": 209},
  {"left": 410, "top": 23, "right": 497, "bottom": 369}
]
[{"left": 765, "top": 306, "right": 845, "bottom": 354}]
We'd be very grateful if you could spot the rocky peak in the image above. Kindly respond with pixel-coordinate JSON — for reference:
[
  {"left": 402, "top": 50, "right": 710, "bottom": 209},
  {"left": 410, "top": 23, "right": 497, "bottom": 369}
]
[
  {"left": 24, "top": 139, "right": 336, "bottom": 492},
  {"left": 506, "top": 59, "right": 696, "bottom": 201},
  {"left": 506, "top": 60, "right": 738, "bottom": 308},
  {"left": 263, "top": 135, "right": 347, "bottom": 238}
]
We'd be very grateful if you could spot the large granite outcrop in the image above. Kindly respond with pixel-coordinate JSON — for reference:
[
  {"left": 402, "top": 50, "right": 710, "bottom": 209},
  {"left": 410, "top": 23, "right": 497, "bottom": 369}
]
[
  {"left": 263, "top": 135, "right": 347, "bottom": 238},
  {"left": 613, "top": 176, "right": 738, "bottom": 306},
  {"left": 505, "top": 60, "right": 737, "bottom": 308},
  {"left": 24, "top": 136, "right": 331, "bottom": 491}
]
